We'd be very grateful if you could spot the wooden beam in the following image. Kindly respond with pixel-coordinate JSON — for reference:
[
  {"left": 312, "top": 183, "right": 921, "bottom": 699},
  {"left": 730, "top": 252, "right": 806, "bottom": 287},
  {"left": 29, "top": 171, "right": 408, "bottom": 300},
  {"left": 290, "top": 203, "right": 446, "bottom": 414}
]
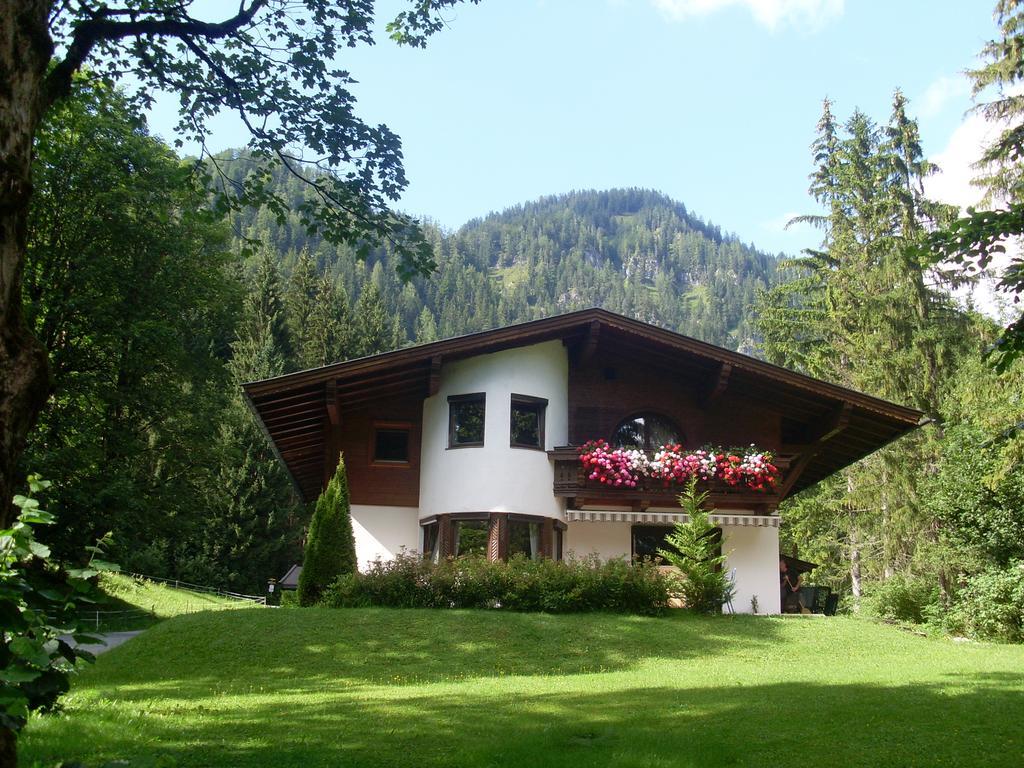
[
  {"left": 428, "top": 355, "right": 442, "bottom": 397},
  {"left": 701, "top": 362, "right": 732, "bottom": 406},
  {"left": 579, "top": 319, "right": 601, "bottom": 366},
  {"left": 325, "top": 380, "right": 339, "bottom": 426},
  {"left": 776, "top": 402, "right": 852, "bottom": 498}
]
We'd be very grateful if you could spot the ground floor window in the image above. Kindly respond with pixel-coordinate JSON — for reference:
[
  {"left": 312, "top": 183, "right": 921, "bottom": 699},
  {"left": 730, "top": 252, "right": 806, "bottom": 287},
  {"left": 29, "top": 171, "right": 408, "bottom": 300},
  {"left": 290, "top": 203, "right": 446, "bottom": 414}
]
[
  {"left": 420, "top": 514, "right": 565, "bottom": 562},
  {"left": 508, "top": 518, "right": 541, "bottom": 560},
  {"left": 631, "top": 524, "right": 721, "bottom": 564},
  {"left": 453, "top": 519, "right": 489, "bottom": 557}
]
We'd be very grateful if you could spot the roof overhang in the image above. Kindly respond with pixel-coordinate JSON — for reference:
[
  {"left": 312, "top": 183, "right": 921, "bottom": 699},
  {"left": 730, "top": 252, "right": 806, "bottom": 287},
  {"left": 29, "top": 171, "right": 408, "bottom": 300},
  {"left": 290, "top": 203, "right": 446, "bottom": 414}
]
[{"left": 243, "top": 308, "right": 925, "bottom": 502}]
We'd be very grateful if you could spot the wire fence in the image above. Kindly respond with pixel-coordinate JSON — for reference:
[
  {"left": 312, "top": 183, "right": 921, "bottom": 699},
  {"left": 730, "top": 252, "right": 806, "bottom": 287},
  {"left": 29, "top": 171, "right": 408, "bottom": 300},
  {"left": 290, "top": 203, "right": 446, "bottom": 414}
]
[
  {"left": 67, "top": 573, "right": 268, "bottom": 631},
  {"left": 123, "top": 572, "right": 267, "bottom": 604}
]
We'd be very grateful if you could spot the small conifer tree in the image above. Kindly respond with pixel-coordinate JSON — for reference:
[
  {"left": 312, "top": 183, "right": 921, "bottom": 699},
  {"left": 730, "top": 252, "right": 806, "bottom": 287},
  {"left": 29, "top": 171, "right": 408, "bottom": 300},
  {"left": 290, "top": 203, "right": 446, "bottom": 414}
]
[
  {"left": 297, "top": 454, "right": 357, "bottom": 606},
  {"left": 658, "top": 478, "right": 734, "bottom": 614}
]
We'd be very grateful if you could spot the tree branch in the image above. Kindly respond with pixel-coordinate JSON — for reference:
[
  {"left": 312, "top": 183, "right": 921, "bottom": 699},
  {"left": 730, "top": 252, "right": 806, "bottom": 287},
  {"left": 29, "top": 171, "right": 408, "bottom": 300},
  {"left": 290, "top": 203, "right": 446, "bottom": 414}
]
[{"left": 41, "top": 0, "right": 269, "bottom": 112}]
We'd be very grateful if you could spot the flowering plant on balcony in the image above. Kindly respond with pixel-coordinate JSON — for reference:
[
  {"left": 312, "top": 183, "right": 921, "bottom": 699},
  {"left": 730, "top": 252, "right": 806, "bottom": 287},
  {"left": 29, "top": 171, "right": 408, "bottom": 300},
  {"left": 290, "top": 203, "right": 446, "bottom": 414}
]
[{"left": 578, "top": 440, "right": 779, "bottom": 492}]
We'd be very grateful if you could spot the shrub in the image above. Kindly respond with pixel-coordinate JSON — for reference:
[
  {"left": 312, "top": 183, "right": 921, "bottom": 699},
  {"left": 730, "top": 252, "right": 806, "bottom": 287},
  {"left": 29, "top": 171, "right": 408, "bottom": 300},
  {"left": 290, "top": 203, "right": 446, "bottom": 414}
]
[
  {"left": 319, "top": 551, "right": 670, "bottom": 615},
  {"left": 866, "top": 575, "right": 940, "bottom": 625},
  {"left": 297, "top": 455, "right": 357, "bottom": 606},
  {"left": 946, "top": 563, "right": 1024, "bottom": 643},
  {"left": 657, "top": 478, "right": 734, "bottom": 614}
]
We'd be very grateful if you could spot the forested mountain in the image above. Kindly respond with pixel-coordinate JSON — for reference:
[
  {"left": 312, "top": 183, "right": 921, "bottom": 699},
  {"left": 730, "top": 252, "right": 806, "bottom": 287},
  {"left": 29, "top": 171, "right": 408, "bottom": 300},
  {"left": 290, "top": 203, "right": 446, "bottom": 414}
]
[{"left": 218, "top": 161, "right": 778, "bottom": 356}]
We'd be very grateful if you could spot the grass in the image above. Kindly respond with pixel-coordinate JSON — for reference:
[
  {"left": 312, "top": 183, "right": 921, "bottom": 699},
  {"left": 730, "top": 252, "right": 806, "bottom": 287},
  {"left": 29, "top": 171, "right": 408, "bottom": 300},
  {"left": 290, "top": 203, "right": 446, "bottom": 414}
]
[
  {"left": 83, "top": 573, "right": 258, "bottom": 631},
  {"left": 23, "top": 609, "right": 1024, "bottom": 767}
]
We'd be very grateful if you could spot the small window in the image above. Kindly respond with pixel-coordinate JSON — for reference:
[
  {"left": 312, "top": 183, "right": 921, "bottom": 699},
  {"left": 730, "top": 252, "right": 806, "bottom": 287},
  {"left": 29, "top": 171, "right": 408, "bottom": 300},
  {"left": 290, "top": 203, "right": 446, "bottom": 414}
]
[
  {"left": 372, "top": 423, "right": 411, "bottom": 464},
  {"left": 449, "top": 394, "right": 485, "bottom": 447},
  {"left": 453, "top": 519, "right": 488, "bottom": 557},
  {"left": 422, "top": 522, "right": 439, "bottom": 563},
  {"left": 509, "top": 519, "right": 541, "bottom": 560},
  {"left": 612, "top": 413, "right": 682, "bottom": 450},
  {"left": 631, "top": 524, "right": 721, "bottom": 563},
  {"left": 510, "top": 394, "right": 547, "bottom": 449}
]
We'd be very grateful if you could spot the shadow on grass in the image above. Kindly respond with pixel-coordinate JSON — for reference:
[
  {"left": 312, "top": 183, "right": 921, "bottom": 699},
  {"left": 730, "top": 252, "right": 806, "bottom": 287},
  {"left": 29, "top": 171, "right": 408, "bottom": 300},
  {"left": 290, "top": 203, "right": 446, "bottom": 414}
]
[
  {"left": 26, "top": 675, "right": 1024, "bottom": 768},
  {"left": 83, "top": 608, "right": 786, "bottom": 692}
]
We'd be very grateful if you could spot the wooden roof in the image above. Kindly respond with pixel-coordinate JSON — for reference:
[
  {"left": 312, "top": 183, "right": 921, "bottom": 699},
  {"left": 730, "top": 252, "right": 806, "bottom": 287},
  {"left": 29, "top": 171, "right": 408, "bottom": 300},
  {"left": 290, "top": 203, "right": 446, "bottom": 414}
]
[{"left": 243, "top": 308, "right": 925, "bottom": 502}]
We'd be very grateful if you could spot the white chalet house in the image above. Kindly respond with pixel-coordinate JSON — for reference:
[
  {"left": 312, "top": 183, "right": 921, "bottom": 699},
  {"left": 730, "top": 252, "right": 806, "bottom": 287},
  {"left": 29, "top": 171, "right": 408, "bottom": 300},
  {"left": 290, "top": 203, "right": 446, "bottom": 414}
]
[{"left": 244, "top": 309, "right": 923, "bottom": 613}]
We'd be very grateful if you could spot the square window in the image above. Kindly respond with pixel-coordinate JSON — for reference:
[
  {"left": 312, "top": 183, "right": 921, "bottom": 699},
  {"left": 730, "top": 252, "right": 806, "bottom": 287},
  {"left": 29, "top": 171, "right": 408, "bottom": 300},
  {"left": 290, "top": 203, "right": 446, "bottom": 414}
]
[
  {"left": 453, "top": 519, "right": 488, "bottom": 557},
  {"left": 510, "top": 394, "right": 547, "bottom": 449},
  {"left": 448, "top": 394, "right": 485, "bottom": 447},
  {"left": 373, "top": 427, "right": 410, "bottom": 463}
]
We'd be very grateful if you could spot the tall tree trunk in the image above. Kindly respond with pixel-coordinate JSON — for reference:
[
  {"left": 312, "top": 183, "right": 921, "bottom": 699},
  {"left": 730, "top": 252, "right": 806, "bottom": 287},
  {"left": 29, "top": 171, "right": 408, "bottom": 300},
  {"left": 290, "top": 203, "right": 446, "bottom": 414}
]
[
  {"left": 847, "top": 473, "right": 862, "bottom": 610},
  {"left": 0, "top": 3, "right": 55, "bottom": 533}
]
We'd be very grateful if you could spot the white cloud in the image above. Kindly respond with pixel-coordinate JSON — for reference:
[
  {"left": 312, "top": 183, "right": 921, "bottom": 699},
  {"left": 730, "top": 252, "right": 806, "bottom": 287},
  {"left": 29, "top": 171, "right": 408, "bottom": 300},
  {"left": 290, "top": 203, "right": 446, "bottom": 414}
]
[
  {"left": 917, "top": 74, "right": 971, "bottom": 120},
  {"left": 652, "top": 0, "right": 844, "bottom": 31}
]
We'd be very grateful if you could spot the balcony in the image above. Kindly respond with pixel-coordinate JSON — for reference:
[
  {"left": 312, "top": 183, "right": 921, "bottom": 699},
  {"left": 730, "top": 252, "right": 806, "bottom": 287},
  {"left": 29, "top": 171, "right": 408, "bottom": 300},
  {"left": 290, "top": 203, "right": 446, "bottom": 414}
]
[{"left": 547, "top": 446, "right": 795, "bottom": 513}]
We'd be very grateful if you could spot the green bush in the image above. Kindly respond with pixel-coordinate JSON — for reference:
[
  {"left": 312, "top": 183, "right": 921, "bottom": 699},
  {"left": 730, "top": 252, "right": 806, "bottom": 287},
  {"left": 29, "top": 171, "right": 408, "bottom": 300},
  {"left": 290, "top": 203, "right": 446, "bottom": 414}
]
[
  {"left": 866, "top": 575, "right": 940, "bottom": 624},
  {"left": 658, "top": 479, "right": 734, "bottom": 614},
  {"left": 297, "top": 455, "right": 357, "bottom": 606},
  {"left": 946, "top": 563, "right": 1024, "bottom": 643},
  {"left": 320, "top": 552, "right": 669, "bottom": 615}
]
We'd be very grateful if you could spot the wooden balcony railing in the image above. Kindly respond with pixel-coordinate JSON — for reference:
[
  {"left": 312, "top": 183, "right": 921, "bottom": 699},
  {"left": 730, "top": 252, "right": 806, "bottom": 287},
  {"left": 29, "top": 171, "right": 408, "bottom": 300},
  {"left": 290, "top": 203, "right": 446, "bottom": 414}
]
[{"left": 547, "top": 446, "right": 794, "bottom": 513}]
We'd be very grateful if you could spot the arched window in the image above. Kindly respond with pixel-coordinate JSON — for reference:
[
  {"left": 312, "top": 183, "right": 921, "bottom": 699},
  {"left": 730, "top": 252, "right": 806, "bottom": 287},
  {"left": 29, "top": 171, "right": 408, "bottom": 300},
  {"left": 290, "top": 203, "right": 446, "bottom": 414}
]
[{"left": 611, "top": 413, "right": 682, "bottom": 450}]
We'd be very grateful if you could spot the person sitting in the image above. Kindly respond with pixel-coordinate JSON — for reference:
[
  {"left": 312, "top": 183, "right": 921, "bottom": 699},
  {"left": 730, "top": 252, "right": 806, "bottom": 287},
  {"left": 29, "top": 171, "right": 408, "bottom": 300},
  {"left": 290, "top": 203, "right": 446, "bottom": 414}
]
[{"left": 779, "top": 558, "right": 803, "bottom": 613}]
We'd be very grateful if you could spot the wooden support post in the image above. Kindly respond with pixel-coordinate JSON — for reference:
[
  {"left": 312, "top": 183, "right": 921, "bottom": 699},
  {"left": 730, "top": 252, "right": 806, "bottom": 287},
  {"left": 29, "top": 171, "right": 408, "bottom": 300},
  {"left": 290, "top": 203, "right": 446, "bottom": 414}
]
[
  {"left": 487, "top": 513, "right": 508, "bottom": 562},
  {"left": 438, "top": 514, "right": 453, "bottom": 558}
]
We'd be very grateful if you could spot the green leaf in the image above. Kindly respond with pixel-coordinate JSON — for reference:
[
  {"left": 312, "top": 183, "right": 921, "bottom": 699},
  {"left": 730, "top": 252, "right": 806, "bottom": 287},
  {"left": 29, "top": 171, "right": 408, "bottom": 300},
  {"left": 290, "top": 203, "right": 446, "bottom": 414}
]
[
  {"left": 0, "top": 667, "right": 43, "bottom": 684},
  {"left": 28, "top": 541, "right": 50, "bottom": 559}
]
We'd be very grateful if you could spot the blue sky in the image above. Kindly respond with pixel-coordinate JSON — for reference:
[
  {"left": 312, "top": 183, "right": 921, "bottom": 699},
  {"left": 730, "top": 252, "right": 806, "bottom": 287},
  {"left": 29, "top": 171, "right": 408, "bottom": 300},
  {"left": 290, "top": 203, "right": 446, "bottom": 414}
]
[{"left": 146, "top": 0, "right": 997, "bottom": 258}]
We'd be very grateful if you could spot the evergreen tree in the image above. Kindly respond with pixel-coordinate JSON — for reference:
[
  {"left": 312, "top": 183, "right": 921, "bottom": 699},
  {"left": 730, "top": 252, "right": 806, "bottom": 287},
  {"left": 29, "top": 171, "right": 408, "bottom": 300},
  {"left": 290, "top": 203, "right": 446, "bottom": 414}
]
[
  {"left": 200, "top": 257, "right": 306, "bottom": 592},
  {"left": 303, "top": 275, "right": 352, "bottom": 368},
  {"left": 285, "top": 249, "right": 320, "bottom": 370},
  {"left": 415, "top": 307, "right": 439, "bottom": 343},
  {"left": 930, "top": 0, "right": 1024, "bottom": 371},
  {"left": 352, "top": 283, "right": 390, "bottom": 357},
  {"left": 758, "top": 95, "right": 968, "bottom": 602},
  {"left": 298, "top": 455, "right": 357, "bottom": 606},
  {"left": 658, "top": 479, "right": 733, "bottom": 614}
]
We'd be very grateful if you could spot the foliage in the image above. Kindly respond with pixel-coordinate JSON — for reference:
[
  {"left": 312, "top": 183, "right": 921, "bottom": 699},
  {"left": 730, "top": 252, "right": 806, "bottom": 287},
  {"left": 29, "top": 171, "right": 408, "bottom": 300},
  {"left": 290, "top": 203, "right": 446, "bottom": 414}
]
[
  {"left": 759, "top": 92, "right": 973, "bottom": 605},
  {"left": 297, "top": 456, "right": 356, "bottom": 607},
  {"left": 320, "top": 552, "right": 670, "bottom": 615},
  {"left": 864, "top": 574, "right": 940, "bottom": 625},
  {"left": 0, "top": 477, "right": 116, "bottom": 745},
  {"left": 946, "top": 562, "right": 1024, "bottom": 643},
  {"left": 22, "top": 77, "right": 240, "bottom": 570},
  {"left": 927, "top": 0, "right": 1024, "bottom": 372},
  {"left": 35, "top": 1, "right": 479, "bottom": 280},
  {"left": 222, "top": 181, "right": 778, "bottom": 353},
  {"left": 657, "top": 479, "right": 733, "bottom": 614},
  {"left": 20, "top": 609, "right": 1024, "bottom": 767}
]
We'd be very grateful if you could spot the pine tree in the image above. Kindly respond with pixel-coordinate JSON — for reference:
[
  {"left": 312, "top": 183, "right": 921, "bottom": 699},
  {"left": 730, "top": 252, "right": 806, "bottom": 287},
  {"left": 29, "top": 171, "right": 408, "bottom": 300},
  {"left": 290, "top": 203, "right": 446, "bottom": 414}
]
[
  {"left": 352, "top": 283, "right": 390, "bottom": 357},
  {"left": 285, "top": 249, "right": 319, "bottom": 370},
  {"left": 658, "top": 479, "right": 733, "bottom": 614},
  {"left": 303, "top": 275, "right": 352, "bottom": 368},
  {"left": 203, "top": 257, "right": 305, "bottom": 592},
  {"left": 297, "top": 454, "right": 357, "bottom": 606},
  {"left": 415, "top": 307, "right": 439, "bottom": 343}
]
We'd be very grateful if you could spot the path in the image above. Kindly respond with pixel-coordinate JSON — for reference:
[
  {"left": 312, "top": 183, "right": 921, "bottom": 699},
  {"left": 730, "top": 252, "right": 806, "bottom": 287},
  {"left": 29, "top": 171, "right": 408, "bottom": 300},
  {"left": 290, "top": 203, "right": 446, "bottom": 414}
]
[{"left": 61, "top": 630, "right": 144, "bottom": 656}]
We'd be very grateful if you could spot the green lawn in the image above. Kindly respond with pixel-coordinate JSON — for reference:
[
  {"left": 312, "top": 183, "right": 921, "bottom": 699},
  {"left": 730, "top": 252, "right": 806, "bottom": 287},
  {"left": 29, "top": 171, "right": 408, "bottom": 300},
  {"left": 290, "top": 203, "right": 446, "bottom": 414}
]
[
  {"left": 24, "top": 609, "right": 1024, "bottom": 767},
  {"left": 84, "top": 573, "right": 259, "bottom": 631}
]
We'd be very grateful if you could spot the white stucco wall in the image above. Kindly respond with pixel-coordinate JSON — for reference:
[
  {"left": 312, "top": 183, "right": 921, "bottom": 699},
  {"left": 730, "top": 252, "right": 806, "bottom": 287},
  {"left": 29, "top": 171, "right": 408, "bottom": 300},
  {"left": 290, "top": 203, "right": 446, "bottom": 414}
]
[
  {"left": 564, "top": 522, "right": 633, "bottom": 561},
  {"left": 722, "top": 525, "right": 781, "bottom": 615},
  {"left": 351, "top": 504, "right": 420, "bottom": 571},
  {"left": 418, "top": 340, "right": 569, "bottom": 519}
]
